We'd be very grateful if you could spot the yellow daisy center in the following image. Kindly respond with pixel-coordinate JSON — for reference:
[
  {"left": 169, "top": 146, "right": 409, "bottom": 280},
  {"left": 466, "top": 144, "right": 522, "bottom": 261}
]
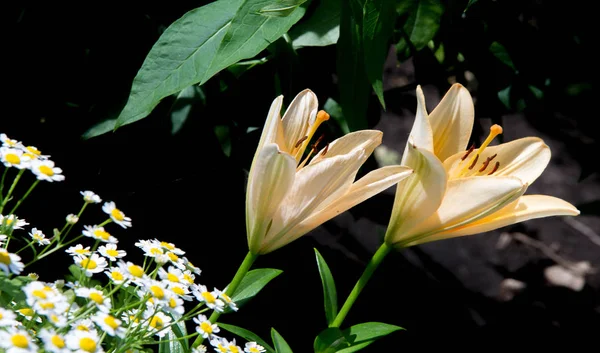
[
  {"left": 111, "top": 208, "right": 125, "bottom": 221},
  {"left": 150, "top": 316, "right": 164, "bottom": 329},
  {"left": 104, "top": 315, "right": 120, "bottom": 329},
  {"left": 106, "top": 249, "right": 119, "bottom": 257},
  {"left": 0, "top": 251, "right": 11, "bottom": 265},
  {"left": 5, "top": 153, "right": 21, "bottom": 165},
  {"left": 79, "top": 337, "right": 97, "bottom": 352},
  {"left": 111, "top": 271, "right": 124, "bottom": 281},
  {"left": 80, "top": 258, "right": 97, "bottom": 269},
  {"left": 150, "top": 285, "right": 165, "bottom": 299},
  {"left": 93, "top": 229, "right": 111, "bottom": 241},
  {"left": 169, "top": 297, "right": 178, "bottom": 308},
  {"left": 150, "top": 247, "right": 163, "bottom": 255},
  {"left": 51, "top": 335, "right": 65, "bottom": 348},
  {"left": 167, "top": 252, "right": 179, "bottom": 261},
  {"left": 183, "top": 273, "right": 194, "bottom": 284},
  {"left": 89, "top": 292, "right": 104, "bottom": 304},
  {"left": 39, "top": 165, "right": 55, "bottom": 176},
  {"left": 249, "top": 348, "right": 260, "bottom": 353},
  {"left": 26, "top": 146, "right": 41, "bottom": 155},
  {"left": 160, "top": 241, "right": 175, "bottom": 250},
  {"left": 77, "top": 324, "right": 90, "bottom": 331},
  {"left": 18, "top": 308, "right": 34, "bottom": 316},
  {"left": 172, "top": 286, "right": 185, "bottom": 296},
  {"left": 167, "top": 273, "right": 179, "bottom": 283},
  {"left": 200, "top": 322, "right": 213, "bottom": 334},
  {"left": 128, "top": 264, "right": 144, "bottom": 277},
  {"left": 11, "top": 334, "right": 29, "bottom": 348},
  {"left": 201, "top": 291, "right": 216, "bottom": 303},
  {"left": 76, "top": 248, "right": 89, "bottom": 254},
  {"left": 40, "top": 301, "right": 55, "bottom": 310},
  {"left": 229, "top": 345, "right": 240, "bottom": 353},
  {"left": 32, "top": 289, "right": 47, "bottom": 299}
]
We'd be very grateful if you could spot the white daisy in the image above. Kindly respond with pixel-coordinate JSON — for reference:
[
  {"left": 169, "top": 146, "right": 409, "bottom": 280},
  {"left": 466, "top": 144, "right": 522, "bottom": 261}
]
[
  {"left": 0, "top": 307, "right": 18, "bottom": 327},
  {"left": 0, "top": 249, "right": 24, "bottom": 275},
  {"left": 29, "top": 227, "right": 50, "bottom": 245},
  {"left": 192, "top": 285, "right": 225, "bottom": 312},
  {"left": 65, "top": 244, "right": 91, "bottom": 257},
  {"left": 210, "top": 337, "right": 234, "bottom": 353},
  {"left": 46, "top": 312, "right": 68, "bottom": 328},
  {"left": 0, "top": 328, "right": 38, "bottom": 353},
  {"left": 74, "top": 254, "right": 107, "bottom": 277},
  {"left": 102, "top": 201, "right": 132, "bottom": 228},
  {"left": 0, "top": 234, "right": 7, "bottom": 246},
  {"left": 0, "top": 134, "right": 23, "bottom": 149},
  {"left": 0, "top": 147, "right": 31, "bottom": 169},
  {"left": 38, "top": 328, "right": 69, "bottom": 353},
  {"left": 219, "top": 291, "right": 238, "bottom": 312},
  {"left": 80, "top": 191, "right": 102, "bottom": 204},
  {"left": 182, "top": 257, "right": 202, "bottom": 275},
  {"left": 192, "top": 346, "right": 208, "bottom": 353},
  {"left": 65, "top": 330, "right": 104, "bottom": 353},
  {"left": 75, "top": 287, "right": 111, "bottom": 312},
  {"left": 22, "top": 145, "right": 49, "bottom": 160},
  {"left": 0, "top": 214, "right": 29, "bottom": 230},
  {"left": 164, "top": 295, "right": 185, "bottom": 317},
  {"left": 91, "top": 312, "right": 125, "bottom": 338},
  {"left": 245, "top": 342, "right": 267, "bottom": 353},
  {"left": 82, "top": 225, "right": 117, "bottom": 243},
  {"left": 66, "top": 214, "right": 79, "bottom": 224},
  {"left": 193, "top": 314, "right": 219, "bottom": 338},
  {"left": 30, "top": 159, "right": 65, "bottom": 182},
  {"left": 98, "top": 243, "right": 126, "bottom": 261},
  {"left": 104, "top": 266, "right": 128, "bottom": 286},
  {"left": 117, "top": 261, "right": 147, "bottom": 284},
  {"left": 158, "top": 266, "right": 185, "bottom": 285},
  {"left": 139, "top": 279, "right": 172, "bottom": 305},
  {"left": 144, "top": 311, "right": 171, "bottom": 338},
  {"left": 159, "top": 240, "right": 185, "bottom": 255},
  {"left": 70, "top": 318, "right": 97, "bottom": 333},
  {"left": 168, "top": 283, "right": 193, "bottom": 301}
]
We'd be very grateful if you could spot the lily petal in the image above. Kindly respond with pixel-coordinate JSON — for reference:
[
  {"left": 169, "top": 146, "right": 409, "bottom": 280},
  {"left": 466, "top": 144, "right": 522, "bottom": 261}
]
[
  {"left": 246, "top": 143, "right": 296, "bottom": 253},
  {"left": 430, "top": 195, "right": 580, "bottom": 240},
  {"left": 385, "top": 144, "right": 447, "bottom": 245},
  {"left": 270, "top": 166, "right": 413, "bottom": 253},
  {"left": 402, "top": 85, "right": 434, "bottom": 162},
  {"left": 444, "top": 137, "right": 550, "bottom": 184},
  {"left": 281, "top": 89, "right": 319, "bottom": 154},
  {"left": 255, "top": 95, "right": 284, "bottom": 156},
  {"left": 396, "top": 176, "right": 526, "bottom": 246},
  {"left": 428, "top": 83, "right": 475, "bottom": 161},
  {"left": 311, "top": 130, "right": 382, "bottom": 164}
]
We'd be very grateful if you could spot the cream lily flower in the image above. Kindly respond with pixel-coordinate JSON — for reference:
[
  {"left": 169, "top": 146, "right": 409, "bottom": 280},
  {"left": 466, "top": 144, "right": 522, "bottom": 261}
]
[
  {"left": 385, "top": 83, "right": 579, "bottom": 247},
  {"left": 247, "top": 89, "right": 413, "bottom": 254}
]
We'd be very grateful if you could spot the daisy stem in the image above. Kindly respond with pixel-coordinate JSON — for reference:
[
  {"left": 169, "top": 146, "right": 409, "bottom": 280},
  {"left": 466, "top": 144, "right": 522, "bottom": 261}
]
[
  {"left": 192, "top": 251, "right": 258, "bottom": 348},
  {"left": 330, "top": 242, "right": 392, "bottom": 328},
  {"left": 8, "top": 179, "right": 40, "bottom": 215},
  {"left": 0, "top": 168, "right": 8, "bottom": 203},
  {"left": 0, "top": 169, "right": 25, "bottom": 213}
]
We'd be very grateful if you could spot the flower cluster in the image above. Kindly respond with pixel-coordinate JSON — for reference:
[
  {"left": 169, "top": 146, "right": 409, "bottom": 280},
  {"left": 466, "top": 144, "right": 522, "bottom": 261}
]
[{"left": 0, "top": 133, "right": 64, "bottom": 182}]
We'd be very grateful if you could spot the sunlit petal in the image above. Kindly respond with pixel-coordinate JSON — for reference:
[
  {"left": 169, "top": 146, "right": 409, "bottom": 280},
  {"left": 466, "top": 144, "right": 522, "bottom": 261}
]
[
  {"left": 310, "top": 130, "right": 382, "bottom": 164},
  {"left": 281, "top": 89, "right": 319, "bottom": 153},
  {"left": 429, "top": 83, "right": 475, "bottom": 161},
  {"left": 402, "top": 85, "right": 434, "bottom": 163}
]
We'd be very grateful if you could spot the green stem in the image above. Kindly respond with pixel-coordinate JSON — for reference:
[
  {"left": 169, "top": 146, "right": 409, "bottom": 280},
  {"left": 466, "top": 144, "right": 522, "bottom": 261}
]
[
  {"left": 9, "top": 179, "right": 39, "bottom": 215},
  {"left": 330, "top": 242, "right": 392, "bottom": 328},
  {"left": 0, "top": 168, "right": 8, "bottom": 203},
  {"left": 0, "top": 169, "right": 25, "bottom": 213},
  {"left": 192, "top": 251, "right": 258, "bottom": 348}
]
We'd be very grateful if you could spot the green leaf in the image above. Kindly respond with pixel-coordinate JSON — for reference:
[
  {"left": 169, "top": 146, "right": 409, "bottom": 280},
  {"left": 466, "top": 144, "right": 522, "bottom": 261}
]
[
  {"left": 158, "top": 321, "right": 188, "bottom": 353},
  {"left": 0, "top": 276, "right": 33, "bottom": 306},
  {"left": 396, "top": 0, "right": 443, "bottom": 59},
  {"left": 271, "top": 328, "right": 293, "bottom": 353},
  {"left": 313, "top": 327, "right": 351, "bottom": 353},
  {"left": 170, "top": 85, "right": 205, "bottom": 135},
  {"left": 231, "top": 268, "right": 283, "bottom": 309},
  {"left": 87, "top": 0, "right": 307, "bottom": 137},
  {"left": 362, "top": 0, "right": 397, "bottom": 109},
  {"left": 82, "top": 118, "right": 118, "bottom": 140},
  {"left": 489, "top": 41, "right": 516, "bottom": 70},
  {"left": 214, "top": 125, "right": 232, "bottom": 157},
  {"left": 219, "top": 323, "right": 275, "bottom": 353},
  {"left": 290, "top": 0, "right": 341, "bottom": 48},
  {"left": 498, "top": 85, "right": 511, "bottom": 109},
  {"left": 338, "top": 322, "right": 404, "bottom": 352},
  {"left": 260, "top": 0, "right": 308, "bottom": 17},
  {"left": 314, "top": 249, "right": 338, "bottom": 326},
  {"left": 337, "top": 0, "right": 371, "bottom": 131}
]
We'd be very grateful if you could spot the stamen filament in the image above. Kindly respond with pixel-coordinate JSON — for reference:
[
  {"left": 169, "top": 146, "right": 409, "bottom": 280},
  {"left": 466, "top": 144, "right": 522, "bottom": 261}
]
[
  {"left": 460, "top": 124, "right": 503, "bottom": 176},
  {"left": 294, "top": 110, "right": 330, "bottom": 162},
  {"left": 488, "top": 161, "right": 500, "bottom": 175},
  {"left": 461, "top": 144, "right": 475, "bottom": 160}
]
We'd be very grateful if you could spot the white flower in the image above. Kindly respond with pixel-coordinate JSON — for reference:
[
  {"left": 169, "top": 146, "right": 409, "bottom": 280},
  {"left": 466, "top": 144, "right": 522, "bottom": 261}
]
[
  {"left": 65, "top": 244, "right": 91, "bottom": 257},
  {"left": 193, "top": 314, "right": 219, "bottom": 339},
  {"left": 192, "top": 285, "right": 225, "bottom": 312},
  {"left": 21, "top": 145, "right": 49, "bottom": 160},
  {"left": 66, "top": 214, "right": 79, "bottom": 224},
  {"left": 164, "top": 295, "right": 185, "bottom": 317},
  {"left": 192, "top": 346, "right": 208, "bottom": 353},
  {"left": 98, "top": 243, "right": 126, "bottom": 261},
  {"left": 82, "top": 225, "right": 117, "bottom": 243},
  {"left": 211, "top": 337, "right": 241, "bottom": 353},
  {"left": 135, "top": 239, "right": 169, "bottom": 263},
  {"left": 29, "top": 227, "right": 50, "bottom": 245},
  {"left": 74, "top": 254, "right": 107, "bottom": 277},
  {"left": 144, "top": 311, "right": 171, "bottom": 337},
  {"left": 168, "top": 283, "right": 193, "bottom": 301},
  {"left": 0, "top": 249, "right": 24, "bottom": 275},
  {"left": 245, "top": 342, "right": 267, "bottom": 353},
  {"left": 0, "top": 307, "right": 18, "bottom": 327},
  {"left": 30, "top": 159, "right": 65, "bottom": 182},
  {"left": 117, "top": 261, "right": 147, "bottom": 284},
  {"left": 75, "top": 287, "right": 111, "bottom": 312},
  {"left": 70, "top": 318, "right": 97, "bottom": 333},
  {"left": 46, "top": 312, "right": 68, "bottom": 328},
  {"left": 139, "top": 280, "right": 172, "bottom": 305},
  {"left": 0, "top": 328, "right": 38, "bottom": 352},
  {"left": 159, "top": 240, "right": 185, "bottom": 255},
  {"left": 0, "top": 214, "right": 29, "bottom": 230},
  {"left": 0, "top": 234, "right": 7, "bottom": 246},
  {"left": 39, "top": 328, "right": 69, "bottom": 353},
  {"left": 102, "top": 201, "right": 132, "bottom": 228},
  {"left": 158, "top": 266, "right": 185, "bottom": 284},
  {"left": 65, "top": 330, "right": 103, "bottom": 353},
  {"left": 183, "top": 257, "right": 202, "bottom": 275},
  {"left": 0, "top": 134, "right": 23, "bottom": 149},
  {"left": 80, "top": 191, "right": 102, "bottom": 204},
  {"left": 0, "top": 147, "right": 30, "bottom": 169},
  {"left": 104, "top": 266, "right": 128, "bottom": 285},
  {"left": 219, "top": 291, "right": 238, "bottom": 312},
  {"left": 91, "top": 312, "right": 125, "bottom": 338}
]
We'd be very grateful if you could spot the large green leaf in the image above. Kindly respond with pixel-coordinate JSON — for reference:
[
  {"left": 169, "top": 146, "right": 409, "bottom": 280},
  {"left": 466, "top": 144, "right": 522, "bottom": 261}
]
[
  {"left": 290, "top": 0, "right": 341, "bottom": 48},
  {"left": 362, "top": 0, "right": 397, "bottom": 109},
  {"left": 313, "top": 327, "right": 351, "bottom": 353},
  {"left": 396, "top": 0, "right": 443, "bottom": 59},
  {"left": 219, "top": 323, "right": 275, "bottom": 353},
  {"left": 230, "top": 268, "right": 283, "bottom": 309},
  {"left": 271, "top": 328, "right": 293, "bottom": 353},
  {"left": 489, "top": 41, "right": 516, "bottom": 70},
  {"left": 314, "top": 249, "right": 338, "bottom": 326},
  {"left": 87, "top": 0, "right": 307, "bottom": 137},
  {"left": 337, "top": 0, "right": 371, "bottom": 131},
  {"left": 337, "top": 322, "right": 404, "bottom": 352}
]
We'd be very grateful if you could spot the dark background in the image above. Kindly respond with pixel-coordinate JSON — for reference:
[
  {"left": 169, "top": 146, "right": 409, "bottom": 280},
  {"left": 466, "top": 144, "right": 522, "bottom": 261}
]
[{"left": 4, "top": 1, "right": 599, "bottom": 351}]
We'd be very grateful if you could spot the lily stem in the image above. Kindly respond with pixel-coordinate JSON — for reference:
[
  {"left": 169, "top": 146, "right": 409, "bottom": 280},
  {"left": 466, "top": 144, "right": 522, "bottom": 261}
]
[
  {"left": 330, "top": 242, "right": 392, "bottom": 328},
  {"left": 192, "top": 251, "right": 258, "bottom": 348}
]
